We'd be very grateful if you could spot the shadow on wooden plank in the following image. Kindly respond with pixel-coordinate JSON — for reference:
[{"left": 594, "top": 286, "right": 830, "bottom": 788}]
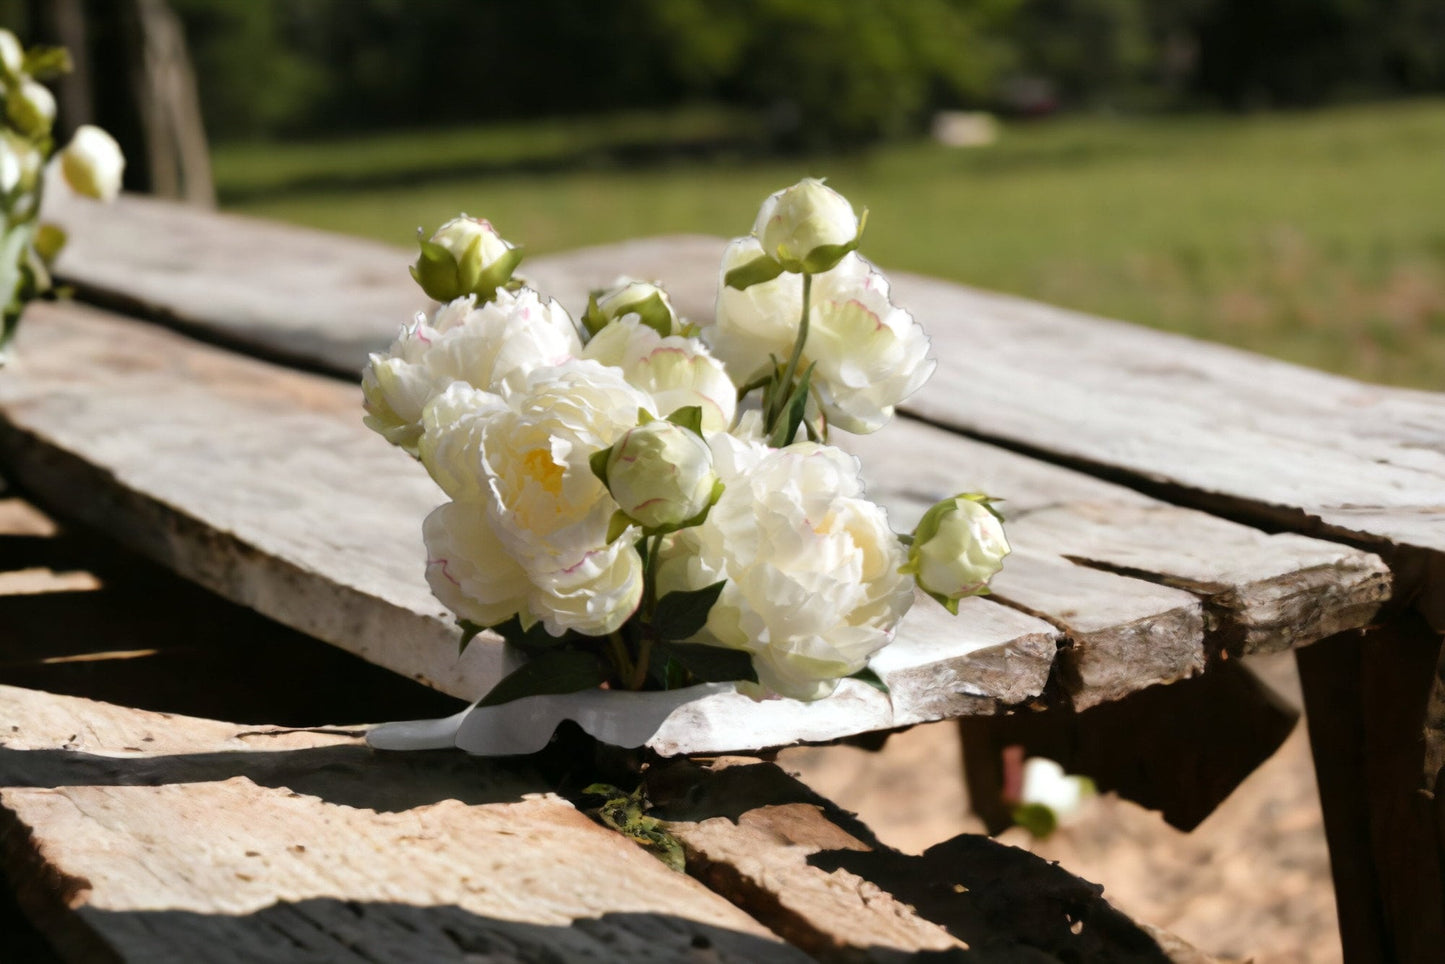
[
  {"left": 959, "top": 658, "right": 1298, "bottom": 832},
  {"left": 811, "top": 835, "right": 1175, "bottom": 963}
]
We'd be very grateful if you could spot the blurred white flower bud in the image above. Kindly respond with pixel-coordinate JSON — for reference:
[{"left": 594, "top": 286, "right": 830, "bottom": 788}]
[
  {"left": 7, "top": 78, "right": 55, "bottom": 138},
  {"left": 0, "top": 30, "right": 23, "bottom": 80},
  {"left": 59, "top": 125, "right": 125, "bottom": 202}
]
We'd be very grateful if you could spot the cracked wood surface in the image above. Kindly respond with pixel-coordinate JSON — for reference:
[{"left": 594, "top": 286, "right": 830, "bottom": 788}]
[
  {"left": 0, "top": 685, "right": 1212, "bottom": 964},
  {"left": 0, "top": 686, "right": 803, "bottom": 963}
]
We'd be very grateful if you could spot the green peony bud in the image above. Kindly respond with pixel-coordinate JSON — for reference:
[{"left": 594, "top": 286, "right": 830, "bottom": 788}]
[
  {"left": 410, "top": 214, "right": 522, "bottom": 303},
  {"left": 6, "top": 78, "right": 55, "bottom": 138},
  {"left": 59, "top": 125, "right": 124, "bottom": 201},
  {"left": 582, "top": 278, "right": 678, "bottom": 338},
  {"left": 902, "top": 493, "right": 1010, "bottom": 614},
  {"left": 604, "top": 418, "right": 719, "bottom": 530},
  {"left": 752, "top": 177, "right": 864, "bottom": 275}
]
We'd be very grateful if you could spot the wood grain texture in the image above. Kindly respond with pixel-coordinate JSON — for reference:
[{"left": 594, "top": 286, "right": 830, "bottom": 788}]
[
  {"left": 0, "top": 302, "right": 1060, "bottom": 753},
  {"left": 0, "top": 685, "right": 804, "bottom": 964}
]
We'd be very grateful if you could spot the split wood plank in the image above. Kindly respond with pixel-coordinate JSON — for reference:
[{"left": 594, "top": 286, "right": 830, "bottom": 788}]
[
  {"left": 0, "top": 685, "right": 806, "bottom": 963},
  {"left": 0, "top": 301, "right": 1059, "bottom": 754}
]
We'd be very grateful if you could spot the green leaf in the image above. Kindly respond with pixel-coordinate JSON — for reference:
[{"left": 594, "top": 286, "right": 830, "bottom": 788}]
[
  {"left": 457, "top": 620, "right": 487, "bottom": 655},
  {"left": 652, "top": 580, "right": 726, "bottom": 641},
  {"left": 723, "top": 254, "right": 785, "bottom": 290},
  {"left": 654, "top": 641, "right": 757, "bottom": 685},
  {"left": 22, "top": 46, "right": 71, "bottom": 80},
  {"left": 605, "top": 509, "right": 633, "bottom": 544},
  {"left": 664, "top": 405, "right": 703, "bottom": 436},
  {"left": 585, "top": 784, "right": 685, "bottom": 872},
  {"left": 472, "top": 246, "right": 525, "bottom": 303},
  {"left": 581, "top": 291, "right": 608, "bottom": 336},
  {"left": 411, "top": 236, "right": 461, "bottom": 301},
  {"left": 477, "top": 649, "right": 609, "bottom": 708},
  {"left": 589, "top": 444, "right": 614, "bottom": 487},
  {"left": 769, "top": 362, "right": 815, "bottom": 448},
  {"left": 486, "top": 615, "right": 569, "bottom": 657},
  {"left": 848, "top": 665, "right": 889, "bottom": 694},
  {"left": 1011, "top": 803, "right": 1059, "bottom": 839},
  {"left": 629, "top": 291, "right": 675, "bottom": 338}
]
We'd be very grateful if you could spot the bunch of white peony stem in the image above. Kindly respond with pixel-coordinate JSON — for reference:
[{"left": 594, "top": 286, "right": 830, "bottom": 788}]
[{"left": 362, "top": 181, "right": 1011, "bottom": 705}]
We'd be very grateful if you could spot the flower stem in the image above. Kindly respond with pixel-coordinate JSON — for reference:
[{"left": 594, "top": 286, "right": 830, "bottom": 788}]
[
  {"left": 769, "top": 270, "right": 812, "bottom": 433},
  {"left": 626, "top": 534, "right": 665, "bottom": 691},
  {"left": 607, "top": 630, "right": 633, "bottom": 685}
]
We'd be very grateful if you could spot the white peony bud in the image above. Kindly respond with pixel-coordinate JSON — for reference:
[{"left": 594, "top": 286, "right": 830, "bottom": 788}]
[
  {"left": 412, "top": 214, "right": 522, "bottom": 303},
  {"left": 6, "top": 78, "right": 54, "bottom": 137},
  {"left": 753, "top": 178, "right": 861, "bottom": 274},
  {"left": 0, "top": 128, "right": 42, "bottom": 195},
  {"left": 0, "top": 31, "right": 23, "bottom": 80},
  {"left": 904, "top": 494, "right": 1010, "bottom": 614},
  {"left": 583, "top": 278, "right": 679, "bottom": 337},
  {"left": 605, "top": 419, "right": 718, "bottom": 530},
  {"left": 59, "top": 125, "right": 125, "bottom": 202}
]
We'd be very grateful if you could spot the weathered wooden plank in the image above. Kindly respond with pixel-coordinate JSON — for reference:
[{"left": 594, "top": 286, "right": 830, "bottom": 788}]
[
  {"left": 646, "top": 757, "right": 1217, "bottom": 963},
  {"left": 0, "top": 302, "right": 1060, "bottom": 753},
  {"left": 843, "top": 419, "right": 1389, "bottom": 707},
  {"left": 0, "top": 686, "right": 805, "bottom": 963}
]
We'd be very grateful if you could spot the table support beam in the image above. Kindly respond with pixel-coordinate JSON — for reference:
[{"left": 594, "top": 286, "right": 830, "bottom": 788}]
[{"left": 1296, "top": 616, "right": 1445, "bottom": 964}]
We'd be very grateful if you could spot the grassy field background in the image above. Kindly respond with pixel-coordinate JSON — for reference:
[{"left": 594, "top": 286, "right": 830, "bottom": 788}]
[{"left": 215, "top": 100, "right": 1445, "bottom": 389}]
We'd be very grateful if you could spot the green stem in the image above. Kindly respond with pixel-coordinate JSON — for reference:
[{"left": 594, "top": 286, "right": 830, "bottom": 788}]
[
  {"left": 768, "top": 271, "right": 812, "bottom": 433},
  {"left": 607, "top": 630, "right": 633, "bottom": 685},
  {"left": 627, "top": 534, "right": 664, "bottom": 690}
]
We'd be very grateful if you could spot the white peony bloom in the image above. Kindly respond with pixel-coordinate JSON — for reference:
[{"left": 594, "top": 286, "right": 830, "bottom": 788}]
[
  {"left": 479, "top": 359, "right": 653, "bottom": 635},
  {"left": 582, "top": 317, "right": 737, "bottom": 433},
  {"left": 905, "top": 494, "right": 1010, "bottom": 613},
  {"left": 361, "top": 288, "right": 581, "bottom": 454},
  {"left": 58, "top": 125, "right": 124, "bottom": 202},
  {"left": 753, "top": 177, "right": 860, "bottom": 274},
  {"left": 418, "top": 382, "right": 505, "bottom": 501},
  {"left": 606, "top": 419, "right": 718, "bottom": 529},
  {"left": 708, "top": 248, "right": 934, "bottom": 433},
  {"left": 661, "top": 441, "right": 913, "bottom": 700},
  {"left": 423, "top": 499, "right": 532, "bottom": 630}
]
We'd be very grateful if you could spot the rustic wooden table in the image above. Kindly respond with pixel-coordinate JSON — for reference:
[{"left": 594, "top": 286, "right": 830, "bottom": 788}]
[{"left": 0, "top": 193, "right": 1438, "bottom": 961}]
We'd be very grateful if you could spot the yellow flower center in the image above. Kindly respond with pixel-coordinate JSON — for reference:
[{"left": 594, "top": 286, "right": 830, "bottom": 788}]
[{"left": 522, "top": 447, "right": 565, "bottom": 495}]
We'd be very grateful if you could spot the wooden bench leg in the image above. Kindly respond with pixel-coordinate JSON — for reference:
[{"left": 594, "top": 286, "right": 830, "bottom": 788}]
[{"left": 1295, "top": 615, "right": 1445, "bottom": 964}]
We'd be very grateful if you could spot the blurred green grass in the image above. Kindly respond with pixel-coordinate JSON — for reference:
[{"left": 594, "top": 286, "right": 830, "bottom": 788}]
[{"left": 216, "top": 100, "right": 1445, "bottom": 389}]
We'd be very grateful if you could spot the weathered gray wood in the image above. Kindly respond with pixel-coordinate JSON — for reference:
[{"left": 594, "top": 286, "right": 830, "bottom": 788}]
[
  {"left": 0, "top": 301, "right": 1060, "bottom": 753},
  {"left": 844, "top": 418, "right": 1389, "bottom": 707},
  {"left": 0, "top": 686, "right": 805, "bottom": 963}
]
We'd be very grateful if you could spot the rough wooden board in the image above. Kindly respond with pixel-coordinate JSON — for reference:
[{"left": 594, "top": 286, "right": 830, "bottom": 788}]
[
  {"left": 0, "top": 302, "right": 1060, "bottom": 752},
  {"left": 844, "top": 419, "right": 1389, "bottom": 705},
  {"left": 0, "top": 685, "right": 804, "bottom": 964},
  {"left": 648, "top": 758, "right": 1212, "bottom": 963},
  {"left": 47, "top": 189, "right": 426, "bottom": 376}
]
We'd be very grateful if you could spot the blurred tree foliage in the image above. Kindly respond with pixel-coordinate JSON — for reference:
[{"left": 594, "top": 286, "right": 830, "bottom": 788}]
[{"left": 143, "top": 0, "right": 1445, "bottom": 144}]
